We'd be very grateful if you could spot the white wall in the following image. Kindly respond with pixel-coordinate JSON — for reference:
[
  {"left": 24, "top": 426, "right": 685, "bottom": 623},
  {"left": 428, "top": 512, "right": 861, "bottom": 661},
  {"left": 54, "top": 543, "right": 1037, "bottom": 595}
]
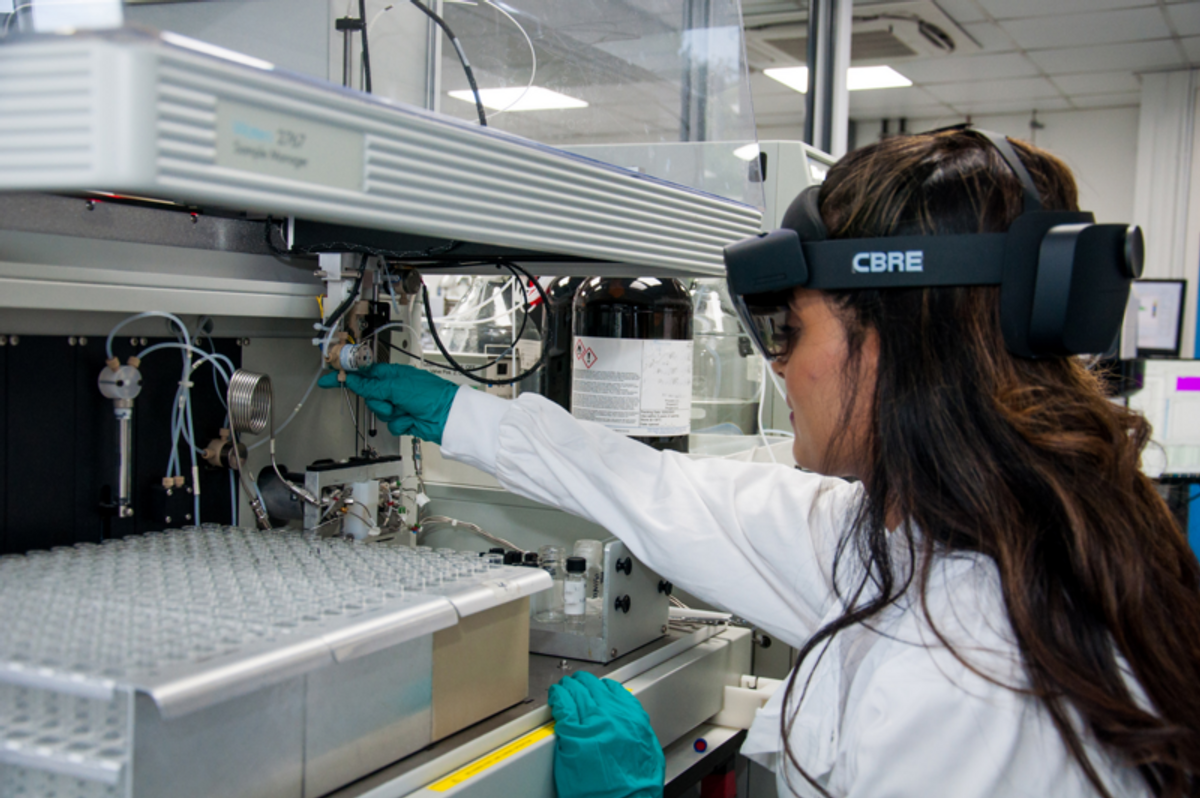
[
  {"left": 849, "top": 107, "right": 1141, "bottom": 225},
  {"left": 1185, "top": 87, "right": 1200, "bottom": 361},
  {"left": 761, "top": 106, "right": 1140, "bottom": 225}
]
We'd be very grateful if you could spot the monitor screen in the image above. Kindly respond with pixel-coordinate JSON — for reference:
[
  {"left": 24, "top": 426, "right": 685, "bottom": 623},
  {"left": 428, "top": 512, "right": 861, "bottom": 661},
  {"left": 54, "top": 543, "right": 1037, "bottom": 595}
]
[{"left": 1133, "top": 279, "right": 1187, "bottom": 357}]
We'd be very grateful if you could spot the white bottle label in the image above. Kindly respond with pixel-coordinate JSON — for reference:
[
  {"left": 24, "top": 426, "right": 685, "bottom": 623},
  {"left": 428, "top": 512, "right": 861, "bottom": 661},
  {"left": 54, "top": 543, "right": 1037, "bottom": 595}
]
[
  {"left": 571, "top": 337, "right": 693, "bottom": 437},
  {"left": 564, "top": 580, "right": 586, "bottom": 616}
]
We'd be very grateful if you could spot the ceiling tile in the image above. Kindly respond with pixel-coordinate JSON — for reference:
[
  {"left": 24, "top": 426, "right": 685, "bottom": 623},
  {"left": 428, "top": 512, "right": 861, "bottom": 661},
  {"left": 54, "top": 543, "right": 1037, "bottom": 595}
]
[
  {"left": 1000, "top": 7, "right": 1171, "bottom": 49},
  {"left": 923, "top": 76, "right": 1062, "bottom": 103},
  {"left": 949, "top": 96, "right": 1075, "bottom": 114},
  {"left": 1027, "top": 39, "right": 1183, "bottom": 74},
  {"left": 929, "top": 0, "right": 989, "bottom": 25},
  {"left": 976, "top": 0, "right": 1156, "bottom": 20},
  {"left": 1169, "top": 5, "right": 1200, "bottom": 37},
  {"left": 847, "top": 85, "right": 951, "bottom": 113},
  {"left": 960, "top": 21, "right": 1018, "bottom": 52},
  {"left": 894, "top": 52, "right": 1039, "bottom": 83},
  {"left": 1184, "top": 36, "right": 1200, "bottom": 63},
  {"left": 1051, "top": 70, "right": 1142, "bottom": 95},
  {"left": 1068, "top": 92, "right": 1142, "bottom": 109}
]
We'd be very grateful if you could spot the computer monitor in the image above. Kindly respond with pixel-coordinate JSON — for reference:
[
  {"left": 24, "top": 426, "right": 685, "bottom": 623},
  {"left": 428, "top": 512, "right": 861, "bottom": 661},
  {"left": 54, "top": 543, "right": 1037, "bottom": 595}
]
[{"left": 1133, "top": 279, "right": 1188, "bottom": 358}]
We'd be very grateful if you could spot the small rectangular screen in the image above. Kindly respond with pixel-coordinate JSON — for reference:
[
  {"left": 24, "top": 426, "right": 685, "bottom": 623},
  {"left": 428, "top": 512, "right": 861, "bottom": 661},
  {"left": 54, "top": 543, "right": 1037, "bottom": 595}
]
[{"left": 1133, "top": 279, "right": 1187, "bottom": 357}]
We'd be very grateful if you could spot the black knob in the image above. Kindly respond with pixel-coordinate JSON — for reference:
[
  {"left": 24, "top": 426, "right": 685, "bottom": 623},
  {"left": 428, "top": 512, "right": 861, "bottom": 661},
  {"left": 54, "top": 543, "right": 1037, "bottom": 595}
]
[
  {"left": 616, "top": 557, "right": 632, "bottom": 576},
  {"left": 614, "top": 595, "right": 631, "bottom": 613},
  {"left": 658, "top": 580, "right": 673, "bottom": 596}
]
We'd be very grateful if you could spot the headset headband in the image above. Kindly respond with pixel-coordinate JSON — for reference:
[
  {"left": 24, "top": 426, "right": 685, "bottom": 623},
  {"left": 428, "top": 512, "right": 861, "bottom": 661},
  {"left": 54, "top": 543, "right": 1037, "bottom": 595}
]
[{"left": 723, "top": 128, "right": 1144, "bottom": 358}]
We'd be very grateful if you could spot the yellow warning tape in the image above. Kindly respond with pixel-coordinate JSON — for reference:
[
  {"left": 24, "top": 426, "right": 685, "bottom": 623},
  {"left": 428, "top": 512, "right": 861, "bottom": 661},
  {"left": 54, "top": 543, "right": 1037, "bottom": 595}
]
[{"left": 428, "top": 722, "right": 556, "bottom": 793}]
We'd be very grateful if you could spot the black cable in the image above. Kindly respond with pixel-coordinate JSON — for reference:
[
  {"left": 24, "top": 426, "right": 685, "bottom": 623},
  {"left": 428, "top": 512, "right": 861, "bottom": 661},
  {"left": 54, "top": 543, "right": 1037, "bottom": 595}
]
[
  {"left": 383, "top": 339, "right": 429, "bottom": 362},
  {"left": 409, "top": 0, "right": 487, "bottom": 126},
  {"left": 323, "top": 256, "right": 368, "bottom": 335},
  {"left": 421, "top": 261, "right": 548, "bottom": 386},
  {"left": 358, "top": 0, "right": 373, "bottom": 93},
  {"left": 444, "top": 264, "right": 535, "bottom": 374}
]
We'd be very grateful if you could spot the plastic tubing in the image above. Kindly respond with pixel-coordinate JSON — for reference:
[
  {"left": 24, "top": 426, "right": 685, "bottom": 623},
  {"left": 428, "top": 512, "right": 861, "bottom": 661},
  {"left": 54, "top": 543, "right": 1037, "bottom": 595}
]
[
  {"left": 106, "top": 311, "right": 192, "bottom": 359},
  {"left": 138, "top": 342, "right": 236, "bottom": 379},
  {"left": 363, "top": 322, "right": 407, "bottom": 340},
  {"left": 479, "top": 0, "right": 536, "bottom": 117},
  {"left": 229, "top": 470, "right": 238, "bottom": 526},
  {"left": 430, "top": 277, "right": 515, "bottom": 324},
  {"left": 140, "top": 344, "right": 236, "bottom": 519}
]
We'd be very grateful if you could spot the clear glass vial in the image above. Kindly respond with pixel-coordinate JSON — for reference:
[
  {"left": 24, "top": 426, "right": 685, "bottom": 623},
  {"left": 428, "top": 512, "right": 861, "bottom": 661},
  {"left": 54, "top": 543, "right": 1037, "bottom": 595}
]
[
  {"left": 534, "top": 545, "right": 566, "bottom": 622},
  {"left": 564, "top": 556, "right": 587, "bottom": 633}
]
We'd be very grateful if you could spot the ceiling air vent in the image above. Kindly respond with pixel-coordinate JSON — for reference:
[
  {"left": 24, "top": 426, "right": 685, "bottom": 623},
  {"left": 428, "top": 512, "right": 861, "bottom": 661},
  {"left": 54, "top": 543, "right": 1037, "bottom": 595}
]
[
  {"left": 743, "top": 0, "right": 979, "bottom": 70},
  {"left": 760, "top": 30, "right": 921, "bottom": 63}
]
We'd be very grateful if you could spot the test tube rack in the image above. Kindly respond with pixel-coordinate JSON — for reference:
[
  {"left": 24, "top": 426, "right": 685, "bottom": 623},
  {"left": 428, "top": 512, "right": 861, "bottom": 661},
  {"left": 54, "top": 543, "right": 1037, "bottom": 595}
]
[{"left": 0, "top": 527, "right": 548, "bottom": 798}]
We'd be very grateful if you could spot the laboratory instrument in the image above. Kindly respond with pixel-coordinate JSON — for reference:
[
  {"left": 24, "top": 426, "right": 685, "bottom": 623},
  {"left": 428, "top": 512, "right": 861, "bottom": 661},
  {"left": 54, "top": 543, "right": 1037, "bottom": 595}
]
[
  {"left": 0, "top": 30, "right": 761, "bottom": 278},
  {"left": 530, "top": 540, "right": 671, "bottom": 663},
  {"left": 0, "top": 0, "right": 776, "bottom": 792}
]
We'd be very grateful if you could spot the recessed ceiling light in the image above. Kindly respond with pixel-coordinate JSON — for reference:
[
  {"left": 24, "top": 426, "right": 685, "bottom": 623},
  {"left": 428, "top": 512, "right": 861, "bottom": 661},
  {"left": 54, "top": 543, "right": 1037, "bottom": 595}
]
[
  {"left": 448, "top": 86, "right": 588, "bottom": 112},
  {"left": 763, "top": 65, "right": 912, "bottom": 93}
]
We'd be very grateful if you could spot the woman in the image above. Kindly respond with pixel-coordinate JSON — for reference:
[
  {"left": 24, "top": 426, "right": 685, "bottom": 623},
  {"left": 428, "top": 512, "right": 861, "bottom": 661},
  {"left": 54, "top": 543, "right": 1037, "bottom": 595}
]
[{"left": 324, "top": 129, "right": 1200, "bottom": 797}]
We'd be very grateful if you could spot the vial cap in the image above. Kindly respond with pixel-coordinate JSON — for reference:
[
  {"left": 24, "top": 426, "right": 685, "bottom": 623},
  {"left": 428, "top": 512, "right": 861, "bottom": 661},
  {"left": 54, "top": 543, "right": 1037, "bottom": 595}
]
[
  {"left": 489, "top": 548, "right": 506, "bottom": 555},
  {"left": 566, "top": 556, "right": 586, "bottom": 573},
  {"left": 503, "top": 551, "right": 522, "bottom": 565},
  {"left": 523, "top": 552, "right": 539, "bottom": 565}
]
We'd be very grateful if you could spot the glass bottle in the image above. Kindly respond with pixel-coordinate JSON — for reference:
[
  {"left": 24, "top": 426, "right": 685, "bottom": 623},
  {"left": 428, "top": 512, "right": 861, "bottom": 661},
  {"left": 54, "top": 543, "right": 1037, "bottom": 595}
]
[
  {"left": 564, "top": 556, "right": 587, "bottom": 633},
  {"left": 572, "top": 277, "right": 694, "bottom": 452},
  {"left": 572, "top": 539, "right": 604, "bottom": 617},
  {"left": 534, "top": 545, "right": 566, "bottom": 622},
  {"left": 540, "top": 276, "right": 586, "bottom": 411},
  {"left": 690, "top": 279, "right": 762, "bottom": 435}
]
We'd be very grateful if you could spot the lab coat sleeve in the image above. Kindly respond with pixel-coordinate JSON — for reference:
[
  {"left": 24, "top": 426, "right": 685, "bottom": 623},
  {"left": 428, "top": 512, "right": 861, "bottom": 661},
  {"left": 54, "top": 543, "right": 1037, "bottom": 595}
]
[{"left": 440, "top": 387, "right": 863, "bottom": 645}]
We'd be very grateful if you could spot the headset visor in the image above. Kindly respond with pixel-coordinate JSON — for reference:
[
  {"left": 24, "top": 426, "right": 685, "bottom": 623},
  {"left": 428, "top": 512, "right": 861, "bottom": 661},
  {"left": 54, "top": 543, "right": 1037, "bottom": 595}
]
[{"left": 732, "top": 289, "right": 795, "bottom": 361}]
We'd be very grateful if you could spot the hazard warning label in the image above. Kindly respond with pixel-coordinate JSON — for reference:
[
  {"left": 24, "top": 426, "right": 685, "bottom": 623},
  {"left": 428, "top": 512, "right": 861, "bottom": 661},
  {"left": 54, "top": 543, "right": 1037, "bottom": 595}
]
[{"left": 570, "top": 336, "right": 693, "bottom": 436}]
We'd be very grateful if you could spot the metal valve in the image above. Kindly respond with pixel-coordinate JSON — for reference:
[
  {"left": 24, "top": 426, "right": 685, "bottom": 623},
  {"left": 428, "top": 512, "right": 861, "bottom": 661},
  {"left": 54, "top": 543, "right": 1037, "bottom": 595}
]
[
  {"left": 98, "top": 358, "right": 143, "bottom": 518},
  {"left": 202, "top": 429, "right": 249, "bottom": 470},
  {"left": 325, "top": 331, "right": 375, "bottom": 383}
]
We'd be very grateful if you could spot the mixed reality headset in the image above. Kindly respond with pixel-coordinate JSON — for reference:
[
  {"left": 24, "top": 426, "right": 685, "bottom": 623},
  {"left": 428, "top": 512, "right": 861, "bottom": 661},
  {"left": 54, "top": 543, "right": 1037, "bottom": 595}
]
[{"left": 723, "top": 128, "right": 1144, "bottom": 361}]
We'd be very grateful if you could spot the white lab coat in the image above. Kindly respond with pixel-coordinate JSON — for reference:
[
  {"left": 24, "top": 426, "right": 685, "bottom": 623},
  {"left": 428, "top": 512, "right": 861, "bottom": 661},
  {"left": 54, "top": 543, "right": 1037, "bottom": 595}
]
[{"left": 440, "top": 388, "right": 1149, "bottom": 797}]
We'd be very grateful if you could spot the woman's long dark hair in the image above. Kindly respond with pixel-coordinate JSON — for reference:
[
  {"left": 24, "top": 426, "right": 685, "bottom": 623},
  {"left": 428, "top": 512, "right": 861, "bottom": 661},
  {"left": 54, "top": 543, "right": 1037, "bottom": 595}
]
[{"left": 780, "top": 130, "right": 1200, "bottom": 796}]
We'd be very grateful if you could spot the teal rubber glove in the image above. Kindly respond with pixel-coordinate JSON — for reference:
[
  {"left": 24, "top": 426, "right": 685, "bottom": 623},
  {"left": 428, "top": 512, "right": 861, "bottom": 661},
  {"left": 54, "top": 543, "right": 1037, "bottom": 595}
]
[
  {"left": 548, "top": 672, "right": 664, "bottom": 798},
  {"left": 317, "top": 363, "right": 459, "bottom": 444}
]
